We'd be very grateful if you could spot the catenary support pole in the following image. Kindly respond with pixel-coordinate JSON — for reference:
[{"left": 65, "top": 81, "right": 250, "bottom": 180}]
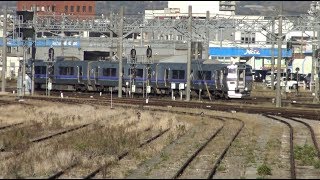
[
  {"left": 312, "top": 29, "right": 315, "bottom": 93},
  {"left": 1, "top": 5, "right": 7, "bottom": 93},
  {"left": 315, "top": 28, "right": 320, "bottom": 103},
  {"left": 118, "top": 6, "right": 124, "bottom": 98},
  {"left": 204, "top": 11, "right": 210, "bottom": 60},
  {"left": 31, "top": 4, "right": 36, "bottom": 95},
  {"left": 271, "top": 17, "right": 275, "bottom": 88},
  {"left": 186, "top": 5, "right": 192, "bottom": 101},
  {"left": 276, "top": 2, "right": 283, "bottom": 108}
]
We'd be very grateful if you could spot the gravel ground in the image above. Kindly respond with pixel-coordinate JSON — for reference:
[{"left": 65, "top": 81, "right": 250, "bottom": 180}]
[{"left": 0, "top": 96, "right": 319, "bottom": 178}]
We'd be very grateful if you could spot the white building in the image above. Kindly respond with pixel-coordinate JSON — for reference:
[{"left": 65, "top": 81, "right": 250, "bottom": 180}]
[
  {"left": 145, "top": 1, "right": 235, "bottom": 19},
  {"left": 0, "top": 56, "right": 22, "bottom": 80},
  {"left": 168, "top": 1, "right": 234, "bottom": 15}
]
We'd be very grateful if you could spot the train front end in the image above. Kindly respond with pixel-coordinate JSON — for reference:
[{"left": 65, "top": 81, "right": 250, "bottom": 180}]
[{"left": 226, "top": 63, "right": 253, "bottom": 98}]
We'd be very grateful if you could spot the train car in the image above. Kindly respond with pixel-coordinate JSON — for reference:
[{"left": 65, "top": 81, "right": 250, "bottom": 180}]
[
  {"left": 33, "top": 58, "right": 88, "bottom": 91},
  {"left": 32, "top": 59, "right": 49, "bottom": 90},
  {"left": 123, "top": 63, "right": 154, "bottom": 94},
  {"left": 30, "top": 57, "right": 252, "bottom": 99},
  {"left": 214, "top": 63, "right": 252, "bottom": 99},
  {"left": 152, "top": 60, "right": 229, "bottom": 97},
  {"left": 88, "top": 60, "right": 117, "bottom": 92},
  {"left": 54, "top": 59, "right": 88, "bottom": 91}
]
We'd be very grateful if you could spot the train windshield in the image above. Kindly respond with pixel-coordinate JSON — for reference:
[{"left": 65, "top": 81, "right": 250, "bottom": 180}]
[
  {"left": 228, "top": 68, "right": 236, "bottom": 74},
  {"left": 245, "top": 66, "right": 252, "bottom": 76}
]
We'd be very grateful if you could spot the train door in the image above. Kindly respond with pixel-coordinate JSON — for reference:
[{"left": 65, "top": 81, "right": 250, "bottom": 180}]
[
  {"left": 164, "top": 68, "right": 169, "bottom": 87},
  {"left": 218, "top": 67, "right": 228, "bottom": 92},
  {"left": 155, "top": 64, "right": 159, "bottom": 86},
  {"left": 87, "top": 62, "right": 92, "bottom": 87},
  {"left": 94, "top": 66, "right": 99, "bottom": 83},
  {"left": 237, "top": 67, "right": 245, "bottom": 89},
  {"left": 214, "top": 70, "right": 220, "bottom": 90},
  {"left": 77, "top": 66, "right": 83, "bottom": 83}
]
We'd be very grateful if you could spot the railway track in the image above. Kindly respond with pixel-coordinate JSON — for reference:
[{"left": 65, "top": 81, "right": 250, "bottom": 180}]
[
  {"left": 172, "top": 117, "right": 225, "bottom": 179},
  {"left": 29, "top": 90, "right": 320, "bottom": 112},
  {"left": 124, "top": 112, "right": 243, "bottom": 179},
  {"left": 0, "top": 122, "right": 24, "bottom": 131},
  {"left": 207, "top": 118, "right": 244, "bottom": 179},
  {"left": 83, "top": 128, "right": 170, "bottom": 179},
  {"left": 47, "top": 127, "right": 169, "bottom": 179},
  {"left": 263, "top": 115, "right": 320, "bottom": 179},
  {"left": 264, "top": 115, "right": 296, "bottom": 179},
  {"left": 1, "top": 94, "right": 320, "bottom": 178},
  {"left": 21, "top": 95, "right": 320, "bottom": 120},
  {"left": 47, "top": 124, "right": 153, "bottom": 179},
  {"left": 0, "top": 123, "right": 93, "bottom": 161},
  {"left": 47, "top": 107, "right": 227, "bottom": 179},
  {"left": 172, "top": 117, "right": 244, "bottom": 179}
]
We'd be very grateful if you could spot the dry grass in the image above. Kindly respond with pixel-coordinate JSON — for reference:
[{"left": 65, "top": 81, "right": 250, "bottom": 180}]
[
  {"left": 0, "top": 96, "right": 297, "bottom": 178},
  {"left": 0, "top": 104, "right": 31, "bottom": 125},
  {"left": 0, "top": 98, "right": 194, "bottom": 178}
]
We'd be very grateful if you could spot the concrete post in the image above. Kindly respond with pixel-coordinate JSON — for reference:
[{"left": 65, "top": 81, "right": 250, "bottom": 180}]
[
  {"left": 271, "top": 17, "right": 275, "bottom": 88},
  {"left": 1, "top": 5, "right": 7, "bottom": 93},
  {"left": 186, "top": 6, "right": 192, "bottom": 101},
  {"left": 118, "top": 6, "right": 124, "bottom": 98},
  {"left": 204, "top": 11, "right": 210, "bottom": 60},
  {"left": 315, "top": 29, "right": 320, "bottom": 103},
  {"left": 276, "top": 2, "right": 283, "bottom": 108}
]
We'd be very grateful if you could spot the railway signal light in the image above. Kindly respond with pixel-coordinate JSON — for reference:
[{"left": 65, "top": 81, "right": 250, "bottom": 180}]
[
  {"left": 47, "top": 62, "right": 54, "bottom": 78},
  {"left": 131, "top": 68, "right": 136, "bottom": 78},
  {"left": 316, "top": 49, "right": 320, "bottom": 59},
  {"left": 48, "top": 67, "right": 53, "bottom": 75},
  {"left": 147, "top": 67, "right": 152, "bottom": 79},
  {"left": 130, "top": 46, "right": 136, "bottom": 61},
  {"left": 31, "top": 41, "right": 36, "bottom": 59},
  {"left": 286, "top": 42, "right": 293, "bottom": 51},
  {"left": 48, "top": 47, "right": 54, "bottom": 61},
  {"left": 146, "top": 45, "right": 152, "bottom": 58}
]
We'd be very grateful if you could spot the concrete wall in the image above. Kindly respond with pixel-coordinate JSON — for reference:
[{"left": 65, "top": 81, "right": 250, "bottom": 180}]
[
  {"left": 0, "top": 56, "right": 22, "bottom": 79},
  {"left": 168, "top": 1, "right": 224, "bottom": 15},
  {"left": 291, "top": 56, "right": 312, "bottom": 74}
]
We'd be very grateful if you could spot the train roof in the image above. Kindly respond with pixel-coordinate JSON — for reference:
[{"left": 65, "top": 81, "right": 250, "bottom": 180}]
[{"left": 158, "top": 54, "right": 224, "bottom": 64}]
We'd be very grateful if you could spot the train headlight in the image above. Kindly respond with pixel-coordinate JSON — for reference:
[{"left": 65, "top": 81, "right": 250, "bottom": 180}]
[{"left": 245, "top": 87, "right": 248, "bottom": 91}]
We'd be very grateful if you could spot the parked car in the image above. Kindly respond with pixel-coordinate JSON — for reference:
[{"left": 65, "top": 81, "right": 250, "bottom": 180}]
[
  {"left": 304, "top": 73, "right": 320, "bottom": 89},
  {"left": 265, "top": 72, "right": 286, "bottom": 88},
  {"left": 273, "top": 77, "right": 298, "bottom": 90},
  {"left": 253, "top": 70, "right": 268, "bottom": 82}
]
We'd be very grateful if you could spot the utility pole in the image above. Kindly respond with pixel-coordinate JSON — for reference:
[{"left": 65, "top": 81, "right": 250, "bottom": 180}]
[
  {"left": 315, "top": 28, "right": 320, "bottom": 103},
  {"left": 312, "top": 29, "right": 316, "bottom": 93},
  {"left": 110, "top": 29, "right": 113, "bottom": 58},
  {"left": 271, "top": 17, "right": 275, "bottom": 88},
  {"left": 186, "top": 5, "right": 192, "bottom": 101},
  {"left": 1, "top": 5, "right": 7, "bottom": 93},
  {"left": 276, "top": 2, "right": 283, "bottom": 108},
  {"left": 22, "top": 44, "right": 26, "bottom": 97},
  {"left": 118, "top": 6, "right": 124, "bottom": 98},
  {"left": 204, "top": 11, "right": 210, "bottom": 60},
  {"left": 31, "top": 4, "right": 36, "bottom": 95},
  {"left": 61, "top": 14, "right": 65, "bottom": 57}
]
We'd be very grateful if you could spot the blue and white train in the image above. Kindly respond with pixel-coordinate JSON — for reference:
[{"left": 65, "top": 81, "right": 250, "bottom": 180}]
[{"left": 28, "top": 57, "right": 253, "bottom": 99}]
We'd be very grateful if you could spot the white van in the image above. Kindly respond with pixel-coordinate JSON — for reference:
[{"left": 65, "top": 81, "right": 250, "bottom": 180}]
[{"left": 265, "top": 72, "right": 286, "bottom": 88}]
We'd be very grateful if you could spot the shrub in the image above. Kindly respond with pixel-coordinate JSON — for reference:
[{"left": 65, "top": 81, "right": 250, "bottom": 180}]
[
  {"left": 257, "top": 163, "right": 272, "bottom": 176},
  {"left": 294, "top": 144, "right": 317, "bottom": 166}
]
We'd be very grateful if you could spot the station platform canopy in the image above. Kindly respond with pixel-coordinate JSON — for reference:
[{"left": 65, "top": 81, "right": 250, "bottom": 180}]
[{"left": 209, "top": 47, "right": 292, "bottom": 58}]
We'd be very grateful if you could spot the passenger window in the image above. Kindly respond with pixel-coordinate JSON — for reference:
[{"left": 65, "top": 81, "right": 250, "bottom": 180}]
[
  {"left": 172, "top": 70, "right": 185, "bottom": 79},
  {"left": 197, "top": 71, "right": 211, "bottom": 80},
  {"left": 103, "top": 68, "right": 116, "bottom": 77}
]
